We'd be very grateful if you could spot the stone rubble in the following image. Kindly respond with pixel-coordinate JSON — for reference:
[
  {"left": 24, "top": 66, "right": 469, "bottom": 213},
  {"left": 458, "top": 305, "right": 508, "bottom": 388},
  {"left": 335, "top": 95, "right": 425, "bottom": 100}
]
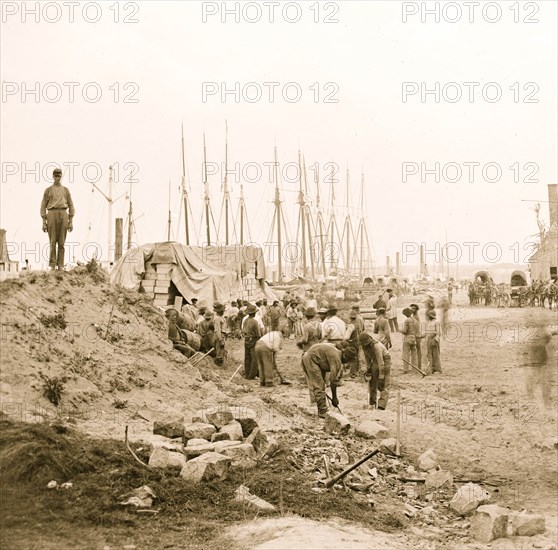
[
  {"left": 148, "top": 447, "right": 187, "bottom": 468},
  {"left": 180, "top": 452, "right": 232, "bottom": 483},
  {"left": 119, "top": 485, "right": 156, "bottom": 508},
  {"left": 510, "top": 511, "right": 546, "bottom": 536},
  {"left": 218, "top": 420, "right": 244, "bottom": 441},
  {"left": 417, "top": 449, "right": 438, "bottom": 471},
  {"left": 354, "top": 420, "right": 389, "bottom": 440},
  {"left": 192, "top": 406, "right": 234, "bottom": 429},
  {"left": 221, "top": 443, "right": 258, "bottom": 469},
  {"left": 153, "top": 415, "right": 185, "bottom": 439},
  {"left": 449, "top": 483, "right": 490, "bottom": 516},
  {"left": 323, "top": 412, "right": 351, "bottom": 435},
  {"left": 470, "top": 504, "right": 510, "bottom": 542},
  {"left": 425, "top": 470, "right": 453, "bottom": 490},
  {"left": 183, "top": 422, "right": 216, "bottom": 442},
  {"left": 234, "top": 485, "right": 276, "bottom": 512}
]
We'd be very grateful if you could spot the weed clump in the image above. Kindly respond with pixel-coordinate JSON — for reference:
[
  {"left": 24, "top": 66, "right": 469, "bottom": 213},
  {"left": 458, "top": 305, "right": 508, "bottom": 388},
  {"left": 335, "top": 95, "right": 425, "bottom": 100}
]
[
  {"left": 39, "top": 312, "right": 67, "bottom": 330},
  {"left": 38, "top": 372, "right": 68, "bottom": 406}
]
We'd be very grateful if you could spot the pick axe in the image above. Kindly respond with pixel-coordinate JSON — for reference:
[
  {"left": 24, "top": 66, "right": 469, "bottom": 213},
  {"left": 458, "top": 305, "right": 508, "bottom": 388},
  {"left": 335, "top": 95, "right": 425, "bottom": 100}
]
[
  {"left": 402, "top": 358, "right": 427, "bottom": 378},
  {"left": 321, "top": 448, "right": 380, "bottom": 488}
]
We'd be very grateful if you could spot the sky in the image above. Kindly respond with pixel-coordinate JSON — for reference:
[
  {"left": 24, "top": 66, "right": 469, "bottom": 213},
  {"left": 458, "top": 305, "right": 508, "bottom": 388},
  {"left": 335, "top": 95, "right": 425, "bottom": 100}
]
[{"left": 1, "top": 0, "right": 557, "bottom": 273}]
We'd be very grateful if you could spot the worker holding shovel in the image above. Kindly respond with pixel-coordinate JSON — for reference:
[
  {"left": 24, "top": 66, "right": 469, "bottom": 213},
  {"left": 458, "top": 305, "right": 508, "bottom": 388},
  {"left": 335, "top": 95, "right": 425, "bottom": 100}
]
[
  {"left": 301, "top": 344, "right": 356, "bottom": 418},
  {"left": 359, "top": 332, "right": 392, "bottom": 410}
]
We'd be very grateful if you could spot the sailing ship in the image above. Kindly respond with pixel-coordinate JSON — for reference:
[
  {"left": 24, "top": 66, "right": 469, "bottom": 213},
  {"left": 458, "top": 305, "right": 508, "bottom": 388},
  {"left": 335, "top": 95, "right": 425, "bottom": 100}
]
[{"left": 166, "top": 123, "right": 376, "bottom": 286}]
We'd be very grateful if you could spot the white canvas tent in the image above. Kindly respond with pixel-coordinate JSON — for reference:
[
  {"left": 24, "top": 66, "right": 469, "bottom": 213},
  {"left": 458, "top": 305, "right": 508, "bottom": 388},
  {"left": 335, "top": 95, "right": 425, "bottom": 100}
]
[{"left": 110, "top": 242, "right": 276, "bottom": 306}]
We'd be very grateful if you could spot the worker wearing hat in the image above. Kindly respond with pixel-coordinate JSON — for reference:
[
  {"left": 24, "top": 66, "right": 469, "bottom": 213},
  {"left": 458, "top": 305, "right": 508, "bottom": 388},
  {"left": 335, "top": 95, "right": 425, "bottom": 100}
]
[
  {"left": 401, "top": 308, "right": 419, "bottom": 374},
  {"left": 242, "top": 304, "right": 262, "bottom": 379},
  {"left": 373, "top": 307, "right": 392, "bottom": 349},
  {"left": 269, "top": 299, "right": 282, "bottom": 331},
  {"left": 424, "top": 309, "right": 442, "bottom": 374},
  {"left": 301, "top": 343, "right": 357, "bottom": 418},
  {"left": 321, "top": 303, "right": 346, "bottom": 343},
  {"left": 344, "top": 310, "right": 363, "bottom": 378},
  {"left": 359, "top": 332, "right": 391, "bottom": 409},
  {"left": 40, "top": 168, "right": 75, "bottom": 270},
  {"left": 297, "top": 307, "right": 322, "bottom": 353},
  {"left": 197, "top": 310, "right": 217, "bottom": 357},
  {"left": 212, "top": 302, "right": 228, "bottom": 366},
  {"left": 166, "top": 308, "right": 201, "bottom": 358},
  {"left": 409, "top": 303, "right": 424, "bottom": 369},
  {"left": 386, "top": 289, "right": 399, "bottom": 332}
]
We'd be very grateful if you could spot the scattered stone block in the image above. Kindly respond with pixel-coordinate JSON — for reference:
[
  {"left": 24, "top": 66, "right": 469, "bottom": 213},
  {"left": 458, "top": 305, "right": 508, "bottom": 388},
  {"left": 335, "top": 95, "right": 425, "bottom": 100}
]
[
  {"left": 511, "top": 512, "right": 545, "bottom": 536},
  {"left": 234, "top": 485, "right": 276, "bottom": 512},
  {"left": 534, "top": 437, "right": 558, "bottom": 451},
  {"left": 449, "top": 483, "right": 491, "bottom": 516},
  {"left": 193, "top": 406, "right": 234, "bottom": 429},
  {"left": 379, "top": 438, "right": 398, "bottom": 455},
  {"left": 354, "top": 420, "right": 389, "bottom": 440},
  {"left": 213, "top": 440, "right": 242, "bottom": 452},
  {"left": 238, "top": 418, "right": 259, "bottom": 437},
  {"left": 229, "top": 406, "right": 257, "bottom": 421},
  {"left": 420, "top": 506, "right": 437, "bottom": 517},
  {"left": 211, "top": 432, "right": 231, "bottom": 443},
  {"left": 183, "top": 422, "right": 216, "bottom": 442},
  {"left": 417, "top": 449, "right": 438, "bottom": 471},
  {"left": 120, "top": 486, "right": 156, "bottom": 508},
  {"left": 425, "top": 469, "right": 453, "bottom": 489},
  {"left": 153, "top": 415, "right": 185, "bottom": 439},
  {"left": 404, "top": 503, "right": 418, "bottom": 517},
  {"left": 323, "top": 412, "right": 351, "bottom": 435},
  {"left": 142, "top": 435, "right": 183, "bottom": 453},
  {"left": 180, "top": 452, "right": 232, "bottom": 483},
  {"left": 184, "top": 442, "right": 216, "bottom": 459},
  {"left": 470, "top": 505, "right": 510, "bottom": 542},
  {"left": 245, "top": 428, "right": 279, "bottom": 459},
  {"left": 221, "top": 443, "right": 257, "bottom": 469},
  {"left": 148, "top": 447, "right": 186, "bottom": 469},
  {"left": 219, "top": 421, "right": 244, "bottom": 441},
  {"left": 186, "top": 438, "right": 209, "bottom": 447}
]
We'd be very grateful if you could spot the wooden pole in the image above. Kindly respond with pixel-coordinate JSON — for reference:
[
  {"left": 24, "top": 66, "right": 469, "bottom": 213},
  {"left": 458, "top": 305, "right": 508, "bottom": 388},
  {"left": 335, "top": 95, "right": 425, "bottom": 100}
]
[
  {"left": 396, "top": 390, "right": 401, "bottom": 456},
  {"left": 114, "top": 218, "right": 123, "bottom": 261}
]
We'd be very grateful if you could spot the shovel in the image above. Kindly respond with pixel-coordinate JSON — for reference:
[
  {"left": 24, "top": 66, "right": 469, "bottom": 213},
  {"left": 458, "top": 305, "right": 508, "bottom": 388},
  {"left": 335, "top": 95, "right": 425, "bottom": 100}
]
[{"left": 325, "top": 392, "right": 343, "bottom": 415}]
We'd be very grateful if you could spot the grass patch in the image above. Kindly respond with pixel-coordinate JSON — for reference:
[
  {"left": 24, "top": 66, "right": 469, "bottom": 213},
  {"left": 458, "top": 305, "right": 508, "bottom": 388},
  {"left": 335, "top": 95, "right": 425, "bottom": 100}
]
[{"left": 0, "top": 417, "right": 405, "bottom": 549}]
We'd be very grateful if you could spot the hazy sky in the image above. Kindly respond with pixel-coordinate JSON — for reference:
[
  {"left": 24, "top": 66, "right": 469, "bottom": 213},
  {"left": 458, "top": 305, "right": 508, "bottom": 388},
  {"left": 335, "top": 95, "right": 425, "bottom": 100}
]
[{"left": 1, "top": 0, "right": 557, "bottom": 271}]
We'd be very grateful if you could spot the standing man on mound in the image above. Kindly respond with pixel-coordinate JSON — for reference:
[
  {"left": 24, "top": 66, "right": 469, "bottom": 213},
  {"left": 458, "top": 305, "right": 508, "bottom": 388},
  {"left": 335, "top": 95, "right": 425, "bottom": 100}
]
[{"left": 40, "top": 168, "right": 75, "bottom": 270}]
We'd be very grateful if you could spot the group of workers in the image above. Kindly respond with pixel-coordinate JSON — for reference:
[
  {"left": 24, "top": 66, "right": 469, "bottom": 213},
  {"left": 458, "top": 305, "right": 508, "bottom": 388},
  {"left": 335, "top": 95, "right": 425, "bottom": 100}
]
[{"left": 165, "top": 289, "right": 443, "bottom": 419}]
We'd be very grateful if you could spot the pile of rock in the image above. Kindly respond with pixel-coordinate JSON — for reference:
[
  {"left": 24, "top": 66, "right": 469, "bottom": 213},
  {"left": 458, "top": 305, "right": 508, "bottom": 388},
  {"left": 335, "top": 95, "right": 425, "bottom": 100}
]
[{"left": 149, "top": 405, "right": 279, "bottom": 483}]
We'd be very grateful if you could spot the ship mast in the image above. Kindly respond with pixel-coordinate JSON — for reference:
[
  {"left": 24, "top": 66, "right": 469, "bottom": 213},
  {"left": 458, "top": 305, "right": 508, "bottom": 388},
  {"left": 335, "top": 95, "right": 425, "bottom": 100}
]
[
  {"left": 203, "top": 133, "right": 212, "bottom": 245},
  {"left": 341, "top": 168, "right": 354, "bottom": 274},
  {"left": 327, "top": 164, "right": 341, "bottom": 274},
  {"left": 302, "top": 155, "right": 316, "bottom": 280},
  {"left": 314, "top": 166, "right": 327, "bottom": 277},
  {"left": 297, "top": 150, "right": 308, "bottom": 277},
  {"left": 181, "top": 123, "right": 190, "bottom": 245},
  {"left": 353, "top": 172, "right": 373, "bottom": 280},
  {"left": 219, "top": 121, "right": 233, "bottom": 245},
  {"left": 167, "top": 179, "right": 172, "bottom": 241}
]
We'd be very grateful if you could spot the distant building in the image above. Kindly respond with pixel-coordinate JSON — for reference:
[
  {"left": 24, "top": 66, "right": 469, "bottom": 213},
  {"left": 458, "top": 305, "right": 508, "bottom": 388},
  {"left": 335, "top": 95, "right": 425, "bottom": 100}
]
[
  {"left": 529, "top": 184, "right": 558, "bottom": 281},
  {"left": 0, "top": 229, "right": 19, "bottom": 280}
]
